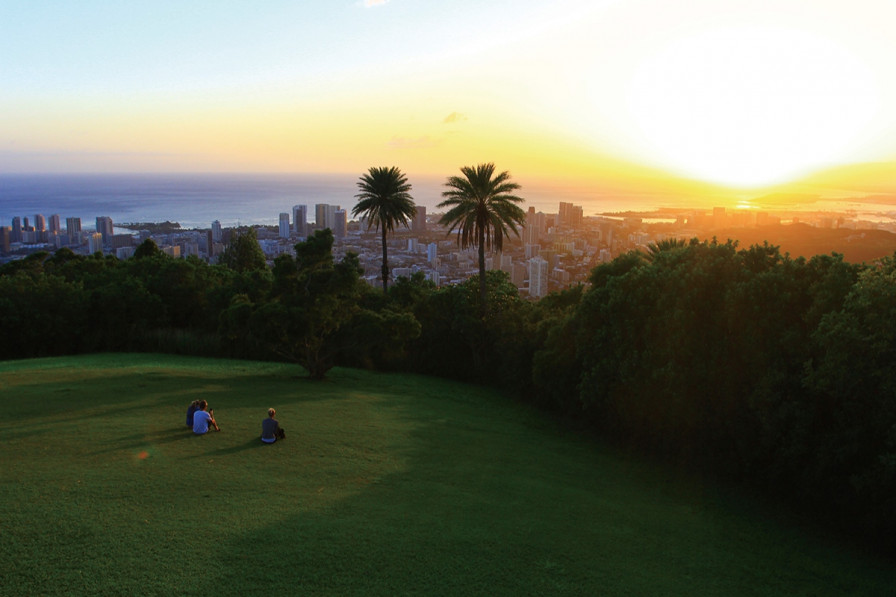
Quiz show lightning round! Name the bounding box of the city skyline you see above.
[2,1,895,205]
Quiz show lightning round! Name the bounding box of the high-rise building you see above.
[48,214,61,233]
[279,213,291,239]
[33,214,46,232]
[524,207,547,244]
[525,244,541,260]
[427,242,438,264]
[713,206,727,228]
[211,220,223,243]
[11,217,22,243]
[558,202,583,228]
[315,204,327,229]
[87,232,104,254]
[333,210,347,240]
[66,217,82,244]
[96,216,113,244]
[315,204,339,230]
[413,206,427,232]
[528,256,549,298]
[292,204,307,237]
[500,254,513,274]
[0,227,10,253]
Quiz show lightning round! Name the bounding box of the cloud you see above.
[443,112,468,124]
[363,0,390,7]
[387,136,439,149]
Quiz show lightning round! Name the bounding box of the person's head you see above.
[268,408,276,418]
[191,400,200,407]
[199,400,208,411]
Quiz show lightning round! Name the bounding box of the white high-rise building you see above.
[279,213,290,239]
[48,214,61,233]
[427,242,438,264]
[528,256,548,298]
[211,220,223,243]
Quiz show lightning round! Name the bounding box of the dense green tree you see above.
[219,227,266,272]
[352,166,417,293]
[133,238,164,259]
[804,254,896,539]
[258,229,366,379]
[388,271,437,310]
[0,271,87,358]
[438,163,526,314]
[405,269,530,387]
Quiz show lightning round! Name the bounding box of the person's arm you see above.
[209,409,220,431]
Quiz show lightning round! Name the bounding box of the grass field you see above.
[1,354,893,596]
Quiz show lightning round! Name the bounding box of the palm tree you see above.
[352,166,417,293]
[644,238,688,262]
[438,163,526,313]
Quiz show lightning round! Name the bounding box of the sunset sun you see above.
[625,26,881,189]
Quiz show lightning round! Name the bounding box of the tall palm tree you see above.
[352,166,416,293]
[438,163,526,313]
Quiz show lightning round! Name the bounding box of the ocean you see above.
[2,172,895,230]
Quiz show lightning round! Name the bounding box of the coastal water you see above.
[2,172,895,230]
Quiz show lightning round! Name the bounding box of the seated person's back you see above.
[261,408,284,443]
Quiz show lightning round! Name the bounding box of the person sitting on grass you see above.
[186,399,200,428]
[193,400,220,434]
[261,408,285,444]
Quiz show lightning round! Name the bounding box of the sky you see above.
[2,0,895,200]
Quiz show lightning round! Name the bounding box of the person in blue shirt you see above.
[193,400,220,434]
[261,408,285,443]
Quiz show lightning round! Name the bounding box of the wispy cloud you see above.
[363,0,390,7]
[387,136,439,149]
[443,112,468,124]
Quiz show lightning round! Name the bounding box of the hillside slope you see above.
[0,354,893,596]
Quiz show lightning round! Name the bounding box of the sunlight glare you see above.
[626,26,880,188]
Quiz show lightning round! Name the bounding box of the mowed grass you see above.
[0,354,893,596]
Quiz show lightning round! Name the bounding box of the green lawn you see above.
[0,354,892,596]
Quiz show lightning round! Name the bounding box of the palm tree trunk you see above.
[478,226,487,317]
[381,228,389,293]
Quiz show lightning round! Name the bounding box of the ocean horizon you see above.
[2,172,895,230]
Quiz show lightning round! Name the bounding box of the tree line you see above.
[2,164,895,553]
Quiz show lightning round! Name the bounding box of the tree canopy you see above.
[438,163,526,314]
[352,166,416,293]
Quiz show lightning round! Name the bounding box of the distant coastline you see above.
[3,172,896,230]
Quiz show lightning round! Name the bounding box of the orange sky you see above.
[2,0,895,206]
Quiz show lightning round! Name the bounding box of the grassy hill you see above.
[1,354,893,596]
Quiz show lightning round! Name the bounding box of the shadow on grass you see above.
[197,436,273,457]
[90,427,195,455]
[202,393,896,597]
